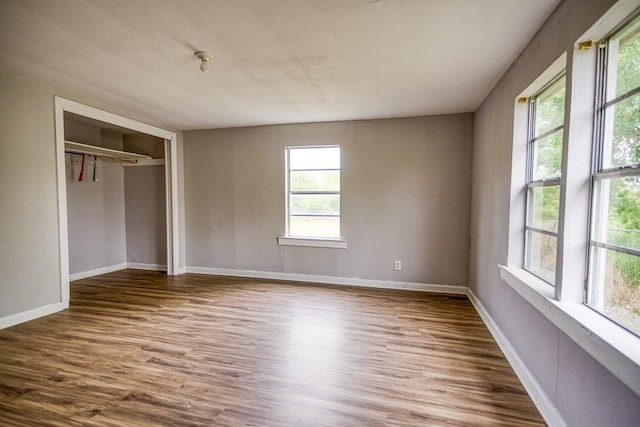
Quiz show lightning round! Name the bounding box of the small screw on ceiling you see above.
[194,51,213,72]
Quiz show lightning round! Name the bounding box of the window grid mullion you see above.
[290,168,340,172]
[526,225,559,238]
[290,191,340,195]
[531,124,564,142]
[291,214,340,218]
[593,167,640,180]
[591,240,640,257]
[527,178,562,188]
[602,84,640,109]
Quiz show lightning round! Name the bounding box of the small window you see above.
[524,74,566,285]
[286,146,340,239]
[588,14,640,336]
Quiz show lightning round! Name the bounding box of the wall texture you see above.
[124,165,167,266]
[65,160,126,274]
[184,115,472,285]
[65,120,127,275]
[123,133,165,158]
[0,72,61,317]
[469,0,640,425]
[123,133,167,267]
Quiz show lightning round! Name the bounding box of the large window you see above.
[286,146,341,239]
[505,5,640,401]
[588,15,640,336]
[525,74,566,285]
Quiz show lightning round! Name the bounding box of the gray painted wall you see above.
[123,134,167,267]
[123,133,165,159]
[0,72,61,317]
[124,165,167,266]
[184,115,472,285]
[66,159,126,274]
[65,121,127,275]
[469,0,640,425]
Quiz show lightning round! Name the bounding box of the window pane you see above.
[525,230,557,285]
[286,146,341,239]
[588,246,640,336]
[535,77,566,135]
[290,170,340,192]
[592,176,640,251]
[602,92,640,168]
[532,130,563,180]
[290,194,340,216]
[289,147,340,170]
[611,17,640,99]
[290,216,340,238]
[527,185,560,232]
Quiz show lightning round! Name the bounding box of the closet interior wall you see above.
[123,133,167,268]
[65,119,126,276]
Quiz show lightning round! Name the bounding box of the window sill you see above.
[499,265,640,397]
[277,236,348,249]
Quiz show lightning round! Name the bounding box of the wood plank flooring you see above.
[0,270,544,426]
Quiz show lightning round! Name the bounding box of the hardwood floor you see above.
[0,270,544,426]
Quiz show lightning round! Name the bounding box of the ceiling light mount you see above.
[194,51,213,72]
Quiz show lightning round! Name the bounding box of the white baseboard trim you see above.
[185,266,467,294]
[466,289,565,427]
[0,302,66,330]
[69,262,127,281]
[127,262,167,271]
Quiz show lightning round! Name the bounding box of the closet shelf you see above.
[122,159,165,167]
[65,141,152,162]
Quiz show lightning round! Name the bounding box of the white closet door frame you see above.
[54,97,181,306]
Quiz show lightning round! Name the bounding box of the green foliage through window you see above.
[589,15,640,335]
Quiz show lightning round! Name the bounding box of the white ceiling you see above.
[0,0,560,131]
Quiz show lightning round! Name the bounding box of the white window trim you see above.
[282,145,346,247]
[505,1,640,400]
[500,265,640,397]
[277,236,347,249]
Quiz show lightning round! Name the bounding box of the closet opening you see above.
[54,97,180,307]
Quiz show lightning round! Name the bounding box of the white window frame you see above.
[524,72,566,285]
[503,3,640,399]
[277,145,347,249]
[587,16,640,323]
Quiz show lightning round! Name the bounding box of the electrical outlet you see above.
[394,260,402,271]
